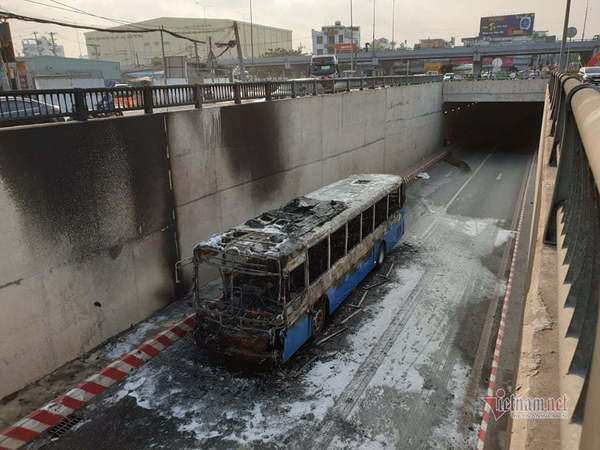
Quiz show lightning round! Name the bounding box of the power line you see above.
[0,9,207,45]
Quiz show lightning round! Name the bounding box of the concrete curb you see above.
[403,150,450,182]
[0,315,196,450]
[476,190,528,449]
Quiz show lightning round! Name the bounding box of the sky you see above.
[1,0,598,57]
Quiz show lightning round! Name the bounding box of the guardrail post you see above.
[73,88,88,121]
[143,86,154,114]
[265,82,272,101]
[192,84,202,110]
[233,83,241,105]
[291,80,296,98]
[312,79,317,96]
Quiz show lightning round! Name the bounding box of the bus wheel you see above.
[376,242,386,267]
[312,299,328,336]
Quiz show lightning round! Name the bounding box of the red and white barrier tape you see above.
[476,200,526,449]
[0,314,196,450]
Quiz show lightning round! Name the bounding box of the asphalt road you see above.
[32,147,532,450]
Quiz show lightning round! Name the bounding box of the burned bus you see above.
[193,174,406,365]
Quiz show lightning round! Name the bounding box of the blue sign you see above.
[480,13,535,38]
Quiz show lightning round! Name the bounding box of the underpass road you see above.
[30,147,533,450]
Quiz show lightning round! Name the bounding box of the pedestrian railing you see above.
[0,74,441,126]
[545,71,600,449]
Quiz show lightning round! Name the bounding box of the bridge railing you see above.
[0,74,441,127]
[545,71,600,448]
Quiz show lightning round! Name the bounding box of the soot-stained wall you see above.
[168,82,444,285]
[0,116,176,399]
[0,81,444,399]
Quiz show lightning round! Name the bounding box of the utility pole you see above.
[33,31,41,55]
[350,0,354,73]
[233,21,246,80]
[371,0,376,57]
[49,32,57,56]
[249,0,254,65]
[160,26,168,84]
[558,0,572,70]
[582,0,590,40]
[391,0,395,50]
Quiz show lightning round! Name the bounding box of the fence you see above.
[545,72,600,449]
[0,75,441,126]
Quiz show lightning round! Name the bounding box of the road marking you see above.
[418,151,495,243]
[496,173,502,180]
[444,151,494,212]
[476,180,528,450]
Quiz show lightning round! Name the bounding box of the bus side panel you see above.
[383,213,405,252]
[327,252,376,313]
[282,314,312,362]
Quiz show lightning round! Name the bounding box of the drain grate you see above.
[46,414,82,439]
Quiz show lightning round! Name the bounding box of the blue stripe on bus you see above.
[282,314,312,362]
[281,214,405,362]
[327,215,405,314]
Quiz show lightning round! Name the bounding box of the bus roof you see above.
[195,174,403,261]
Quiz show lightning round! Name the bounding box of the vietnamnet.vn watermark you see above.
[483,388,569,420]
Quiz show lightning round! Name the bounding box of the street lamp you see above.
[558,0,572,70]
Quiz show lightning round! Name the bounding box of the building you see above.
[21,35,65,57]
[312,21,360,55]
[85,17,292,68]
[18,55,120,89]
[414,38,455,49]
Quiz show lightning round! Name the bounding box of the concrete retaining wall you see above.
[0,82,443,399]
[0,116,176,399]
[443,79,547,103]
[169,83,443,284]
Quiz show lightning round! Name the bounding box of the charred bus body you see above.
[193,174,406,365]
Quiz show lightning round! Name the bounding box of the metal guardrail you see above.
[545,71,600,448]
[0,75,441,126]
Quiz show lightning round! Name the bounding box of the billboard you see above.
[335,43,358,53]
[480,13,535,38]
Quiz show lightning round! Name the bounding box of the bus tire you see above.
[376,242,386,268]
[312,298,328,336]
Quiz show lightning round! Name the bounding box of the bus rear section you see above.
[193,174,406,365]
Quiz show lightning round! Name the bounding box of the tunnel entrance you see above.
[444,102,544,151]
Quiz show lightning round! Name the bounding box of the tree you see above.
[262,46,304,57]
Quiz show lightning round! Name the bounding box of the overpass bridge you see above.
[0,73,597,450]
[230,39,600,76]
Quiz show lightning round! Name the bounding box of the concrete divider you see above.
[0,81,443,399]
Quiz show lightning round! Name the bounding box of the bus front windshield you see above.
[222,271,281,313]
[311,64,337,77]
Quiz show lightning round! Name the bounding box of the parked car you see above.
[0,96,64,126]
[443,73,455,82]
[454,74,465,81]
[578,66,600,84]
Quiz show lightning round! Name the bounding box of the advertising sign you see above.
[335,43,358,53]
[479,13,535,38]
